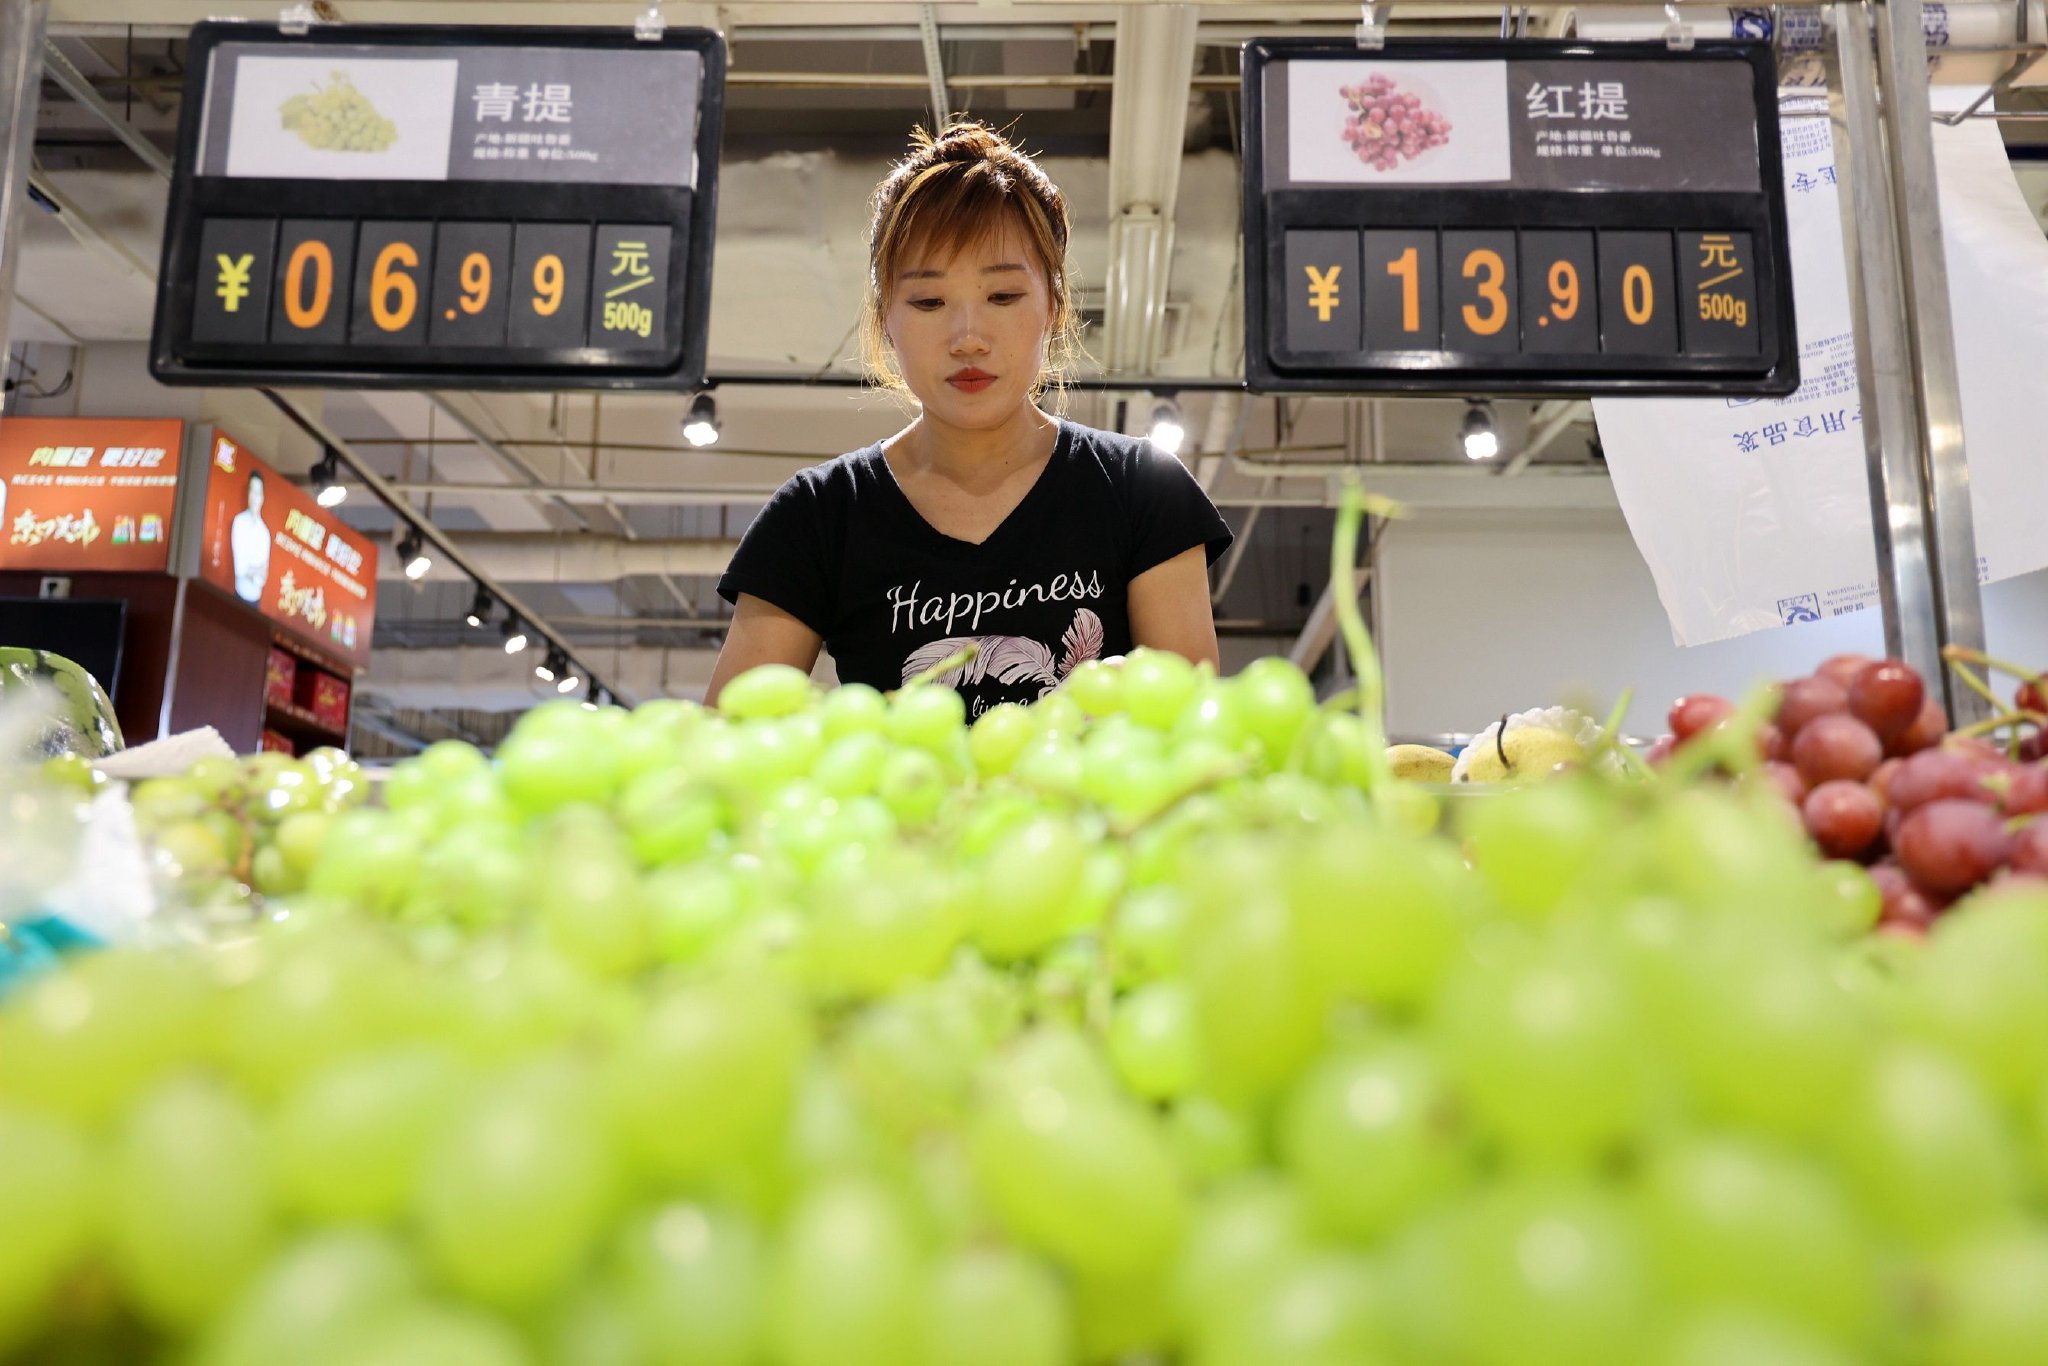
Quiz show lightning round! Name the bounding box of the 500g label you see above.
[1698,292,1748,327]
[603,300,655,338]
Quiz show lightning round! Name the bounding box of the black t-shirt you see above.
[717,419,1234,714]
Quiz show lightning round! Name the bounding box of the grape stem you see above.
[1942,644,2043,685]
[1329,478,1402,815]
[899,642,980,691]
[1590,689,1653,779]
[1945,655,2007,714]
[1658,682,1776,786]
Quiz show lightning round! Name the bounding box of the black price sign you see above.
[1243,39,1796,396]
[150,22,724,392]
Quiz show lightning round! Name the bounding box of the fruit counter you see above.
[4,590,2048,1363]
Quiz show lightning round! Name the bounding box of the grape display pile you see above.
[1656,652,2048,935]
[6,641,2048,1366]
[279,71,398,153]
[1339,75,1453,172]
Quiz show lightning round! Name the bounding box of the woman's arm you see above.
[704,593,825,706]
[1128,545,1222,670]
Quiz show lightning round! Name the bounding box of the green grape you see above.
[1286,826,1472,1010]
[415,1061,614,1307]
[643,863,747,964]
[804,850,960,999]
[1652,1312,1859,1366]
[887,684,968,752]
[612,1202,766,1366]
[1071,1265,1175,1362]
[1433,936,1648,1164]
[1224,657,1315,765]
[1430,1180,1651,1366]
[402,819,526,929]
[496,726,621,816]
[1638,1136,1875,1343]
[1108,885,1189,986]
[1459,781,1611,921]
[321,1302,527,1366]
[270,810,333,880]
[530,817,652,979]
[769,1179,923,1366]
[618,697,706,777]
[1107,982,1199,1100]
[197,1228,421,1366]
[1011,734,1086,800]
[812,732,891,798]
[539,1283,642,1366]
[268,1047,467,1223]
[1188,893,1326,1102]
[969,702,1037,777]
[108,1074,274,1330]
[305,809,424,915]
[968,1062,1185,1280]
[152,817,231,882]
[1831,1045,2021,1247]
[614,770,737,864]
[877,747,948,827]
[1809,861,1881,937]
[0,948,214,1125]
[972,815,1088,962]
[718,663,816,719]
[1061,659,1124,717]
[1923,1227,2048,1366]
[1169,1174,1312,1341]
[1120,648,1202,731]
[223,927,411,1097]
[820,682,889,737]
[607,978,809,1184]
[1163,1095,1259,1187]
[1279,1039,1466,1242]
[1191,1251,1386,1366]
[0,1103,95,1348]
[921,1246,1073,1366]
[1898,900,2048,1105]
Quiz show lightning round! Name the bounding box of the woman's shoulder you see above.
[1057,418,1198,489]
[774,441,889,504]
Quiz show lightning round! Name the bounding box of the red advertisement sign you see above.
[197,431,378,671]
[0,417,185,572]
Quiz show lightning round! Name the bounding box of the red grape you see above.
[1668,694,1734,744]
[1941,735,2005,765]
[1870,758,1903,805]
[1802,780,1886,860]
[2020,730,2046,763]
[1886,749,1995,814]
[1643,735,1676,767]
[1757,723,1786,763]
[2011,819,2048,877]
[1997,764,2048,818]
[1870,862,1939,933]
[1761,761,1810,806]
[2017,676,2047,715]
[1886,696,1948,757]
[1848,661,1924,741]
[1893,799,2014,899]
[1776,676,1850,737]
[1816,653,1876,691]
[1791,714,1884,787]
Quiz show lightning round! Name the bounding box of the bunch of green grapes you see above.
[280,71,398,153]
[4,632,2048,1363]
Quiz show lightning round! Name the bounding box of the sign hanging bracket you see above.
[1356,2,1389,51]
[1663,4,1696,51]
[278,4,318,36]
[635,3,667,41]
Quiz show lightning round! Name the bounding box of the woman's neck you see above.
[895,404,1057,488]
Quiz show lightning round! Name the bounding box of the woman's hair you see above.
[860,121,1084,404]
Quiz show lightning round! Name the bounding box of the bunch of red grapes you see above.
[1655,655,2048,935]
[1340,74,1453,172]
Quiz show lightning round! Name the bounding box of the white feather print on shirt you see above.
[899,606,1105,694]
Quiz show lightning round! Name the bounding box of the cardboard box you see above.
[259,728,295,755]
[264,647,297,709]
[305,671,351,734]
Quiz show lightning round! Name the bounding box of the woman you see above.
[708,122,1233,716]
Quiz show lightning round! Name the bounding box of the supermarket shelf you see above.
[268,630,354,677]
[264,699,347,743]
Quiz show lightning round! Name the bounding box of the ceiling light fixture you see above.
[1460,400,1501,462]
[1146,399,1185,457]
[312,450,347,508]
[502,617,530,655]
[681,392,721,448]
[398,529,432,580]
[464,586,492,629]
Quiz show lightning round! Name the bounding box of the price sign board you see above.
[150,22,724,392]
[1243,39,1796,395]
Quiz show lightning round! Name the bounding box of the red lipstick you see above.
[947,367,995,393]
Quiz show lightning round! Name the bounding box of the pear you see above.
[1459,726,1588,783]
[1386,744,1457,782]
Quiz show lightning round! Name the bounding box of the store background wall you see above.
[1378,509,2048,740]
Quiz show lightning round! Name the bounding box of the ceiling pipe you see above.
[370,533,740,583]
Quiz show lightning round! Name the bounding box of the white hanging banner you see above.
[1592,91,2048,645]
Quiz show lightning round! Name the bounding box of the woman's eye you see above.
[908,298,943,311]
[989,293,1024,305]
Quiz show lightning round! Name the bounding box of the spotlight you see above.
[1460,401,1500,462]
[1146,399,1185,457]
[398,529,432,581]
[557,662,582,694]
[681,392,721,448]
[502,617,530,655]
[464,586,492,629]
[312,451,347,508]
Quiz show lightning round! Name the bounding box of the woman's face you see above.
[882,220,1055,430]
